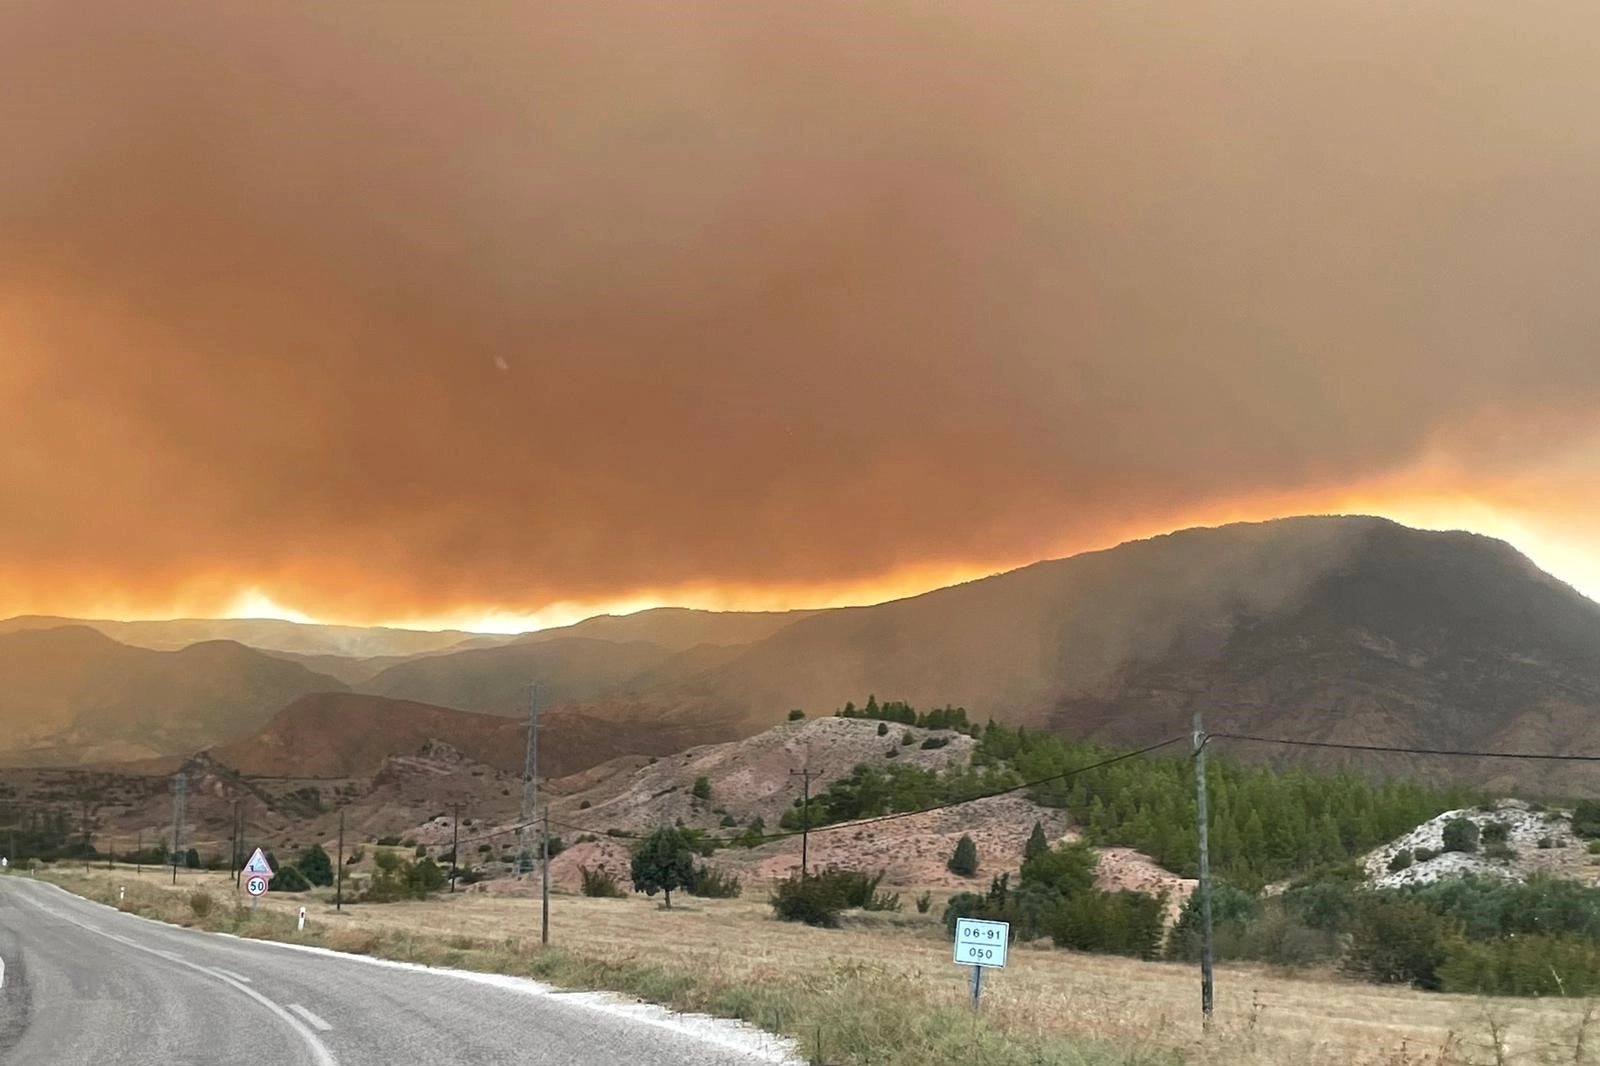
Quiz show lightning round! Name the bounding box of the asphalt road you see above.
[0,876,797,1065]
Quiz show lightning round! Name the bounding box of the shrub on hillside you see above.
[1051,888,1165,959]
[188,890,214,918]
[915,891,932,914]
[1481,821,1510,846]
[1414,846,1438,863]
[920,736,949,750]
[579,865,626,898]
[877,721,889,736]
[1387,849,1413,872]
[1442,817,1480,854]
[1024,821,1049,862]
[298,845,334,887]
[1485,843,1517,862]
[1574,800,1600,839]
[787,709,805,721]
[691,776,712,802]
[1439,934,1600,997]
[359,855,444,902]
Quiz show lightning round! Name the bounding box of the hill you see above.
[0,615,505,657]
[547,517,1600,788]
[0,626,349,766]
[205,692,698,780]
[357,637,692,718]
[514,607,817,652]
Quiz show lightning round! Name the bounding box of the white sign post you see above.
[242,848,274,908]
[953,917,1009,1011]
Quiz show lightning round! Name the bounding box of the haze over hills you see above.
[0,615,505,658]
[0,626,350,766]
[5,516,1599,790]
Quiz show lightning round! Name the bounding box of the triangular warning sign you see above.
[242,847,275,876]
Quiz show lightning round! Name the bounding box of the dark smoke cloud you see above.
[4,1,1600,621]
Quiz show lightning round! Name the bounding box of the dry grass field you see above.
[31,865,1600,1066]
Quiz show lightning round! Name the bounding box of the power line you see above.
[1211,732,1600,762]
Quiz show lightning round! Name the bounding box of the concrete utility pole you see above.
[135,829,143,876]
[1192,706,1216,1030]
[229,799,241,881]
[170,773,187,886]
[789,768,817,879]
[517,684,539,876]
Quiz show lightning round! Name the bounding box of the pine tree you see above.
[1024,821,1049,862]
[298,844,334,887]
[948,834,979,877]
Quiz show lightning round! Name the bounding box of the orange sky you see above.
[3,2,1599,631]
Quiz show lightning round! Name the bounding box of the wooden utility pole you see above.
[135,829,143,876]
[450,803,462,893]
[540,808,550,945]
[336,809,345,912]
[789,768,817,878]
[1192,706,1216,1030]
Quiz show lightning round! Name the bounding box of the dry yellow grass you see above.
[35,865,1600,1066]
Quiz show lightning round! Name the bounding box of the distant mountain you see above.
[0,615,508,658]
[205,691,714,780]
[552,517,1600,789]
[0,627,349,766]
[357,637,687,717]
[515,607,817,652]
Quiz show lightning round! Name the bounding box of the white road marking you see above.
[9,886,338,1066]
[0,952,6,990]
[213,968,252,984]
[288,1004,333,1032]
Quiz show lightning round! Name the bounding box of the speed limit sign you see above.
[246,875,269,897]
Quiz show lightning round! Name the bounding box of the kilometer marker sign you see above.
[953,917,1009,1011]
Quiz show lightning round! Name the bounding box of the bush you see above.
[1442,817,1479,854]
[877,722,889,736]
[1481,821,1510,846]
[1485,842,1517,862]
[691,777,712,802]
[188,891,214,918]
[1387,849,1414,872]
[719,814,738,828]
[1574,800,1600,839]
[920,736,949,750]
[948,835,979,876]
[272,865,312,892]
[915,891,932,914]
[184,848,201,869]
[769,866,896,926]
[1414,847,1438,863]
[787,709,805,721]
[298,845,334,887]
[771,874,845,927]
[901,731,915,746]
[688,864,742,899]
[1166,882,1262,961]
[413,844,427,858]
[1538,836,1554,850]
[376,836,401,847]
[579,865,626,898]
[1342,897,1450,989]
[360,855,445,902]
[1051,888,1165,958]
[1439,934,1600,996]
[579,799,591,810]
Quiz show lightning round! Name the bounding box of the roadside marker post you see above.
[953,917,1009,1011]
[298,906,306,931]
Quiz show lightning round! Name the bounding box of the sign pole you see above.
[970,964,983,1011]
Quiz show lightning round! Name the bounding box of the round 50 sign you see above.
[246,875,269,897]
